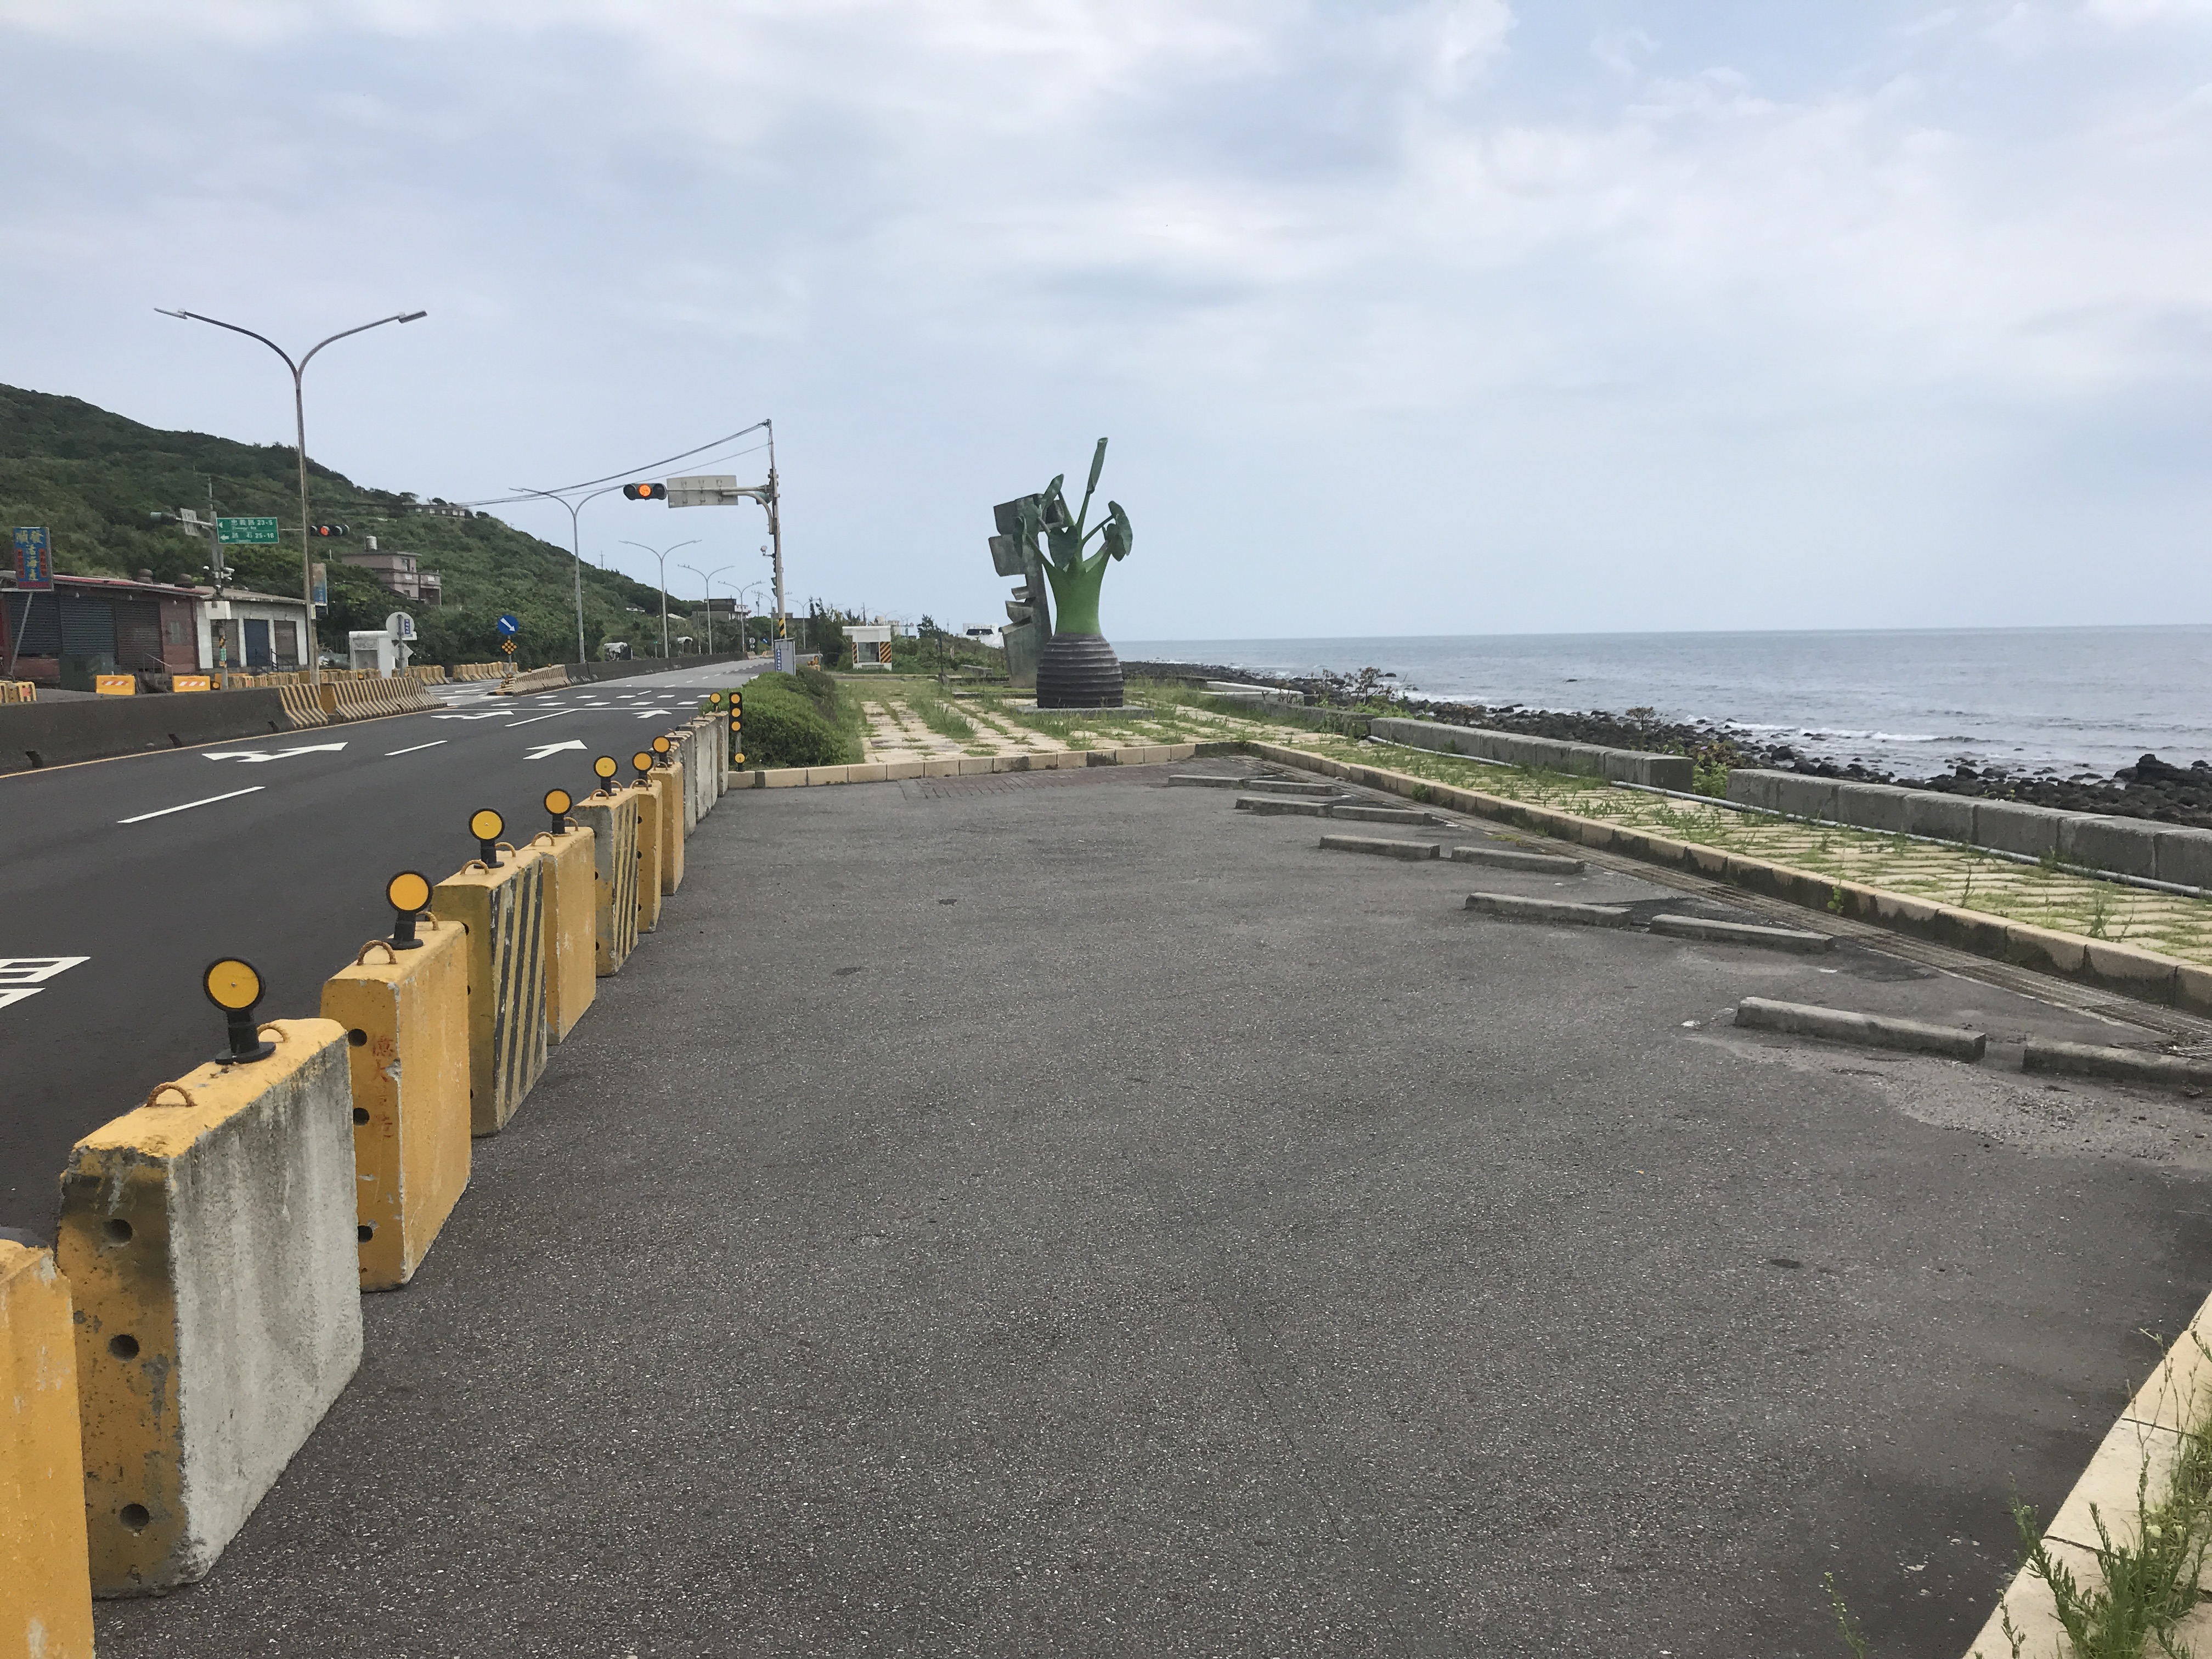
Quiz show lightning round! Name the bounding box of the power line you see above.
[459,422,770,507]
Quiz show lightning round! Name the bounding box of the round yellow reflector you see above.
[386,871,432,913]
[593,755,618,779]
[632,752,652,772]
[544,788,572,816]
[204,958,262,1013]
[652,736,671,754]
[469,808,504,841]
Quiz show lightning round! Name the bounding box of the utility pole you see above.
[766,421,786,646]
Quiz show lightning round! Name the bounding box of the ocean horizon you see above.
[1115,625,2212,780]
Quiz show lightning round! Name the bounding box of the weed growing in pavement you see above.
[907,690,976,742]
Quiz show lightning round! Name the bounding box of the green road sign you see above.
[216,516,281,545]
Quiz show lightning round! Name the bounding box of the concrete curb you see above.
[731,741,1227,789]
[1648,914,1835,954]
[1318,833,1439,861]
[1449,844,1585,874]
[1242,778,1339,798]
[2022,1039,2212,1093]
[1240,740,2212,1022]
[1166,774,1244,788]
[1237,796,1329,816]
[1735,995,1987,1060]
[1325,803,1438,825]
[1464,892,1629,927]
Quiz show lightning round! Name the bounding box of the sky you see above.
[3,0,2210,640]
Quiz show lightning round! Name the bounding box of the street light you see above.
[619,539,699,659]
[510,483,630,665]
[679,563,733,655]
[738,582,771,656]
[156,306,426,687]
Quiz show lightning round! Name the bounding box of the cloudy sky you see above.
[3,1,2209,639]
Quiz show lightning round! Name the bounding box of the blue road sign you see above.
[496,614,521,637]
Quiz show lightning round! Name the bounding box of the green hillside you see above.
[0,382,717,668]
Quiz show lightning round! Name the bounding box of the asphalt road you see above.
[0,662,765,1238]
[91,756,2212,1657]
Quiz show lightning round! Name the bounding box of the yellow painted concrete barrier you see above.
[58,1021,360,1596]
[571,787,642,975]
[636,781,665,933]
[434,852,549,1135]
[655,764,686,895]
[320,923,471,1290]
[1,1241,94,1656]
[529,826,597,1042]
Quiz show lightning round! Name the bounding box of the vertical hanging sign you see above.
[12,527,53,590]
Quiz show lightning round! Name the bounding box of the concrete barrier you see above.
[1168,775,1244,789]
[1647,914,1833,953]
[1326,803,1437,826]
[1318,833,1439,861]
[320,923,471,1290]
[654,765,685,895]
[1238,796,1328,816]
[1244,778,1338,798]
[58,1021,360,1595]
[1369,715,1695,790]
[1,1240,94,1654]
[1449,844,1586,874]
[1734,996,1986,1060]
[2023,1039,2212,1092]
[571,787,644,975]
[278,684,328,729]
[434,853,549,1136]
[529,826,598,1042]
[671,732,701,834]
[1726,768,2212,888]
[498,665,573,696]
[0,687,291,775]
[1464,892,1629,927]
[635,782,666,933]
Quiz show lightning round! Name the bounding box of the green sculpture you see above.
[990,438,1133,708]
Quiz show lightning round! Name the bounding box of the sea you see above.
[1118,627,2212,781]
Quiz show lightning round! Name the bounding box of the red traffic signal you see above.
[309,523,349,537]
[623,482,667,502]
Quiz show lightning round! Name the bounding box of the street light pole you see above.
[620,540,698,659]
[511,483,625,664]
[156,306,426,690]
[738,582,770,656]
[679,563,733,656]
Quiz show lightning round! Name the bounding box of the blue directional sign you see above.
[495,614,521,637]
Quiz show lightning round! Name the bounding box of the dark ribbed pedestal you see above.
[1037,634,1125,709]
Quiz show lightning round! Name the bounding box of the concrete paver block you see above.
[320,922,471,1289]
[58,1021,362,1595]
[1,1240,93,1654]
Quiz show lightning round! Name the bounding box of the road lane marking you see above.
[119,786,266,823]
[505,712,571,728]
[386,740,450,757]
[433,713,505,721]
[0,957,91,1013]
[202,743,348,764]
[526,740,588,760]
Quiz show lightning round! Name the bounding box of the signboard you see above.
[12,527,53,590]
[495,613,521,637]
[500,639,516,655]
[385,611,417,643]
[95,675,134,696]
[217,516,281,545]
[173,675,212,693]
[312,562,328,613]
[667,475,763,509]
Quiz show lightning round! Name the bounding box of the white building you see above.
[196,588,317,674]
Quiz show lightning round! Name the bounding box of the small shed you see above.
[848,624,894,669]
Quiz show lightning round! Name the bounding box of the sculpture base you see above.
[1036,634,1125,709]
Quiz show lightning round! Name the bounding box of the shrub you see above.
[742,674,860,769]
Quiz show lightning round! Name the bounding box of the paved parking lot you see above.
[97,758,2212,1657]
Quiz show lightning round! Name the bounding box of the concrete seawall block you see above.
[2157,830,2212,892]
[321,922,472,1290]
[1723,771,1781,813]
[58,1022,362,1595]
[1367,716,1692,789]
[1,1240,94,1651]
[1767,774,1841,823]
[1901,792,1977,843]
[1833,782,1914,835]
[1972,800,2062,860]
[2061,815,2161,880]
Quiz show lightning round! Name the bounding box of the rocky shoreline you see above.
[1126,658,2212,831]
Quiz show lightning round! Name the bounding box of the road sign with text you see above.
[217,516,280,545]
[12,527,52,590]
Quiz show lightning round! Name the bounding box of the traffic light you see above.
[309,523,349,538]
[622,482,667,502]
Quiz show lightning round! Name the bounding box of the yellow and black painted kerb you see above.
[433,850,549,1136]
[571,782,642,976]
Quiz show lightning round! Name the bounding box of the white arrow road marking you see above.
[633,709,678,718]
[385,740,449,757]
[433,713,505,721]
[201,744,349,764]
[526,740,589,761]
[119,786,266,823]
